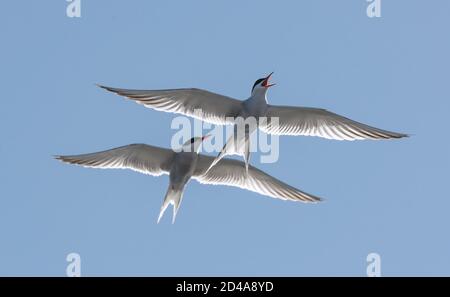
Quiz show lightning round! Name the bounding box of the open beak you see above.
[201,134,211,141]
[262,72,276,88]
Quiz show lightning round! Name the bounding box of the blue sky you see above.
[1,1,449,276]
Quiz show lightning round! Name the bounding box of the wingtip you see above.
[96,84,118,93]
[393,132,409,139]
[54,155,76,165]
[96,83,107,90]
[96,84,124,96]
[392,131,410,139]
[315,196,325,203]
[303,193,325,203]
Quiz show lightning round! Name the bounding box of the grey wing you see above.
[55,144,174,176]
[98,85,242,125]
[193,155,322,203]
[260,105,408,140]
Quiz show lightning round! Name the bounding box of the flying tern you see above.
[97,73,407,170]
[55,136,322,223]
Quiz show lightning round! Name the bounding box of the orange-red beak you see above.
[201,134,211,141]
[262,72,276,88]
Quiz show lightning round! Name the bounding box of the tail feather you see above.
[243,135,250,175]
[206,133,243,174]
[206,148,226,173]
[172,194,183,224]
[157,186,184,224]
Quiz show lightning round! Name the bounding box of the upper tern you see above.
[55,136,322,223]
[98,73,407,170]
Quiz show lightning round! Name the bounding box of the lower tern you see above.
[98,73,407,170]
[55,136,322,223]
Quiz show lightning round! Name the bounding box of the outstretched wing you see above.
[98,85,242,125]
[55,144,174,176]
[193,155,322,203]
[260,105,408,140]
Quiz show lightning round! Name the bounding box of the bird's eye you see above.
[190,138,195,143]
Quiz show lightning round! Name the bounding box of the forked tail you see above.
[157,185,184,224]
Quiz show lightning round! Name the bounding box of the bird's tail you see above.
[157,185,184,224]
[243,135,251,175]
[206,150,226,173]
[206,130,252,174]
[206,133,243,173]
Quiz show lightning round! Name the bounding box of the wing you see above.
[55,144,174,176]
[193,155,322,203]
[260,105,408,140]
[98,85,242,125]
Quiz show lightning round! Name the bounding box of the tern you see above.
[97,73,407,170]
[55,136,322,223]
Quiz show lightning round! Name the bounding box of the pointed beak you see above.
[262,72,275,88]
[201,134,211,141]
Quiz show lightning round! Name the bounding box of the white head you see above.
[251,72,276,97]
[181,135,210,153]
